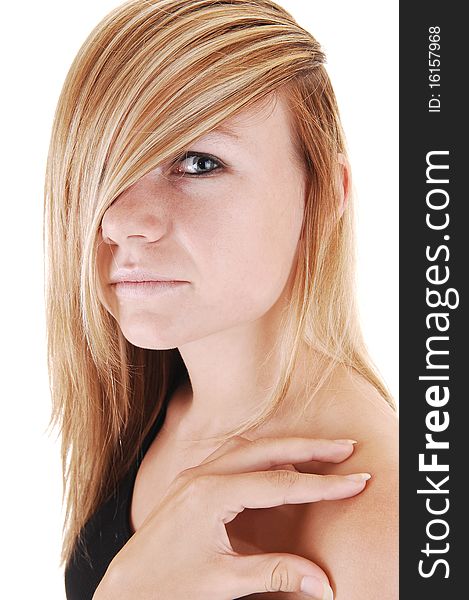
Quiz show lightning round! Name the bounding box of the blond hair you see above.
[44,0,396,568]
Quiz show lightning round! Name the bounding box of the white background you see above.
[0,1,398,597]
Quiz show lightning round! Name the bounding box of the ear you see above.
[337,152,351,217]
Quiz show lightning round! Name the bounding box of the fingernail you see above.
[300,576,334,599]
[323,582,334,600]
[345,472,372,482]
[333,439,358,445]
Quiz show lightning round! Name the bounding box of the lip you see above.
[111,280,190,298]
[109,268,189,284]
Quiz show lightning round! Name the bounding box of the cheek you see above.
[191,182,304,319]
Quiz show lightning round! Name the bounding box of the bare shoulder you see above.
[294,366,398,599]
[243,365,399,600]
[309,363,399,465]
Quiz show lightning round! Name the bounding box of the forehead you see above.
[198,91,294,146]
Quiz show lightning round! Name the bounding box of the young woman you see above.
[44,1,398,598]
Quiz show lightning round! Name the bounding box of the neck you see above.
[168,290,315,443]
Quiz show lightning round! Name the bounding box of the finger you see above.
[271,463,298,472]
[227,551,333,600]
[195,436,357,476]
[204,470,371,523]
[198,435,252,466]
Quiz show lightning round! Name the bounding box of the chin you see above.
[124,331,181,350]
[135,341,179,350]
[116,322,178,350]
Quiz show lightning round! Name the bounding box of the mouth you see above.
[112,279,185,283]
[111,280,190,298]
[109,270,189,284]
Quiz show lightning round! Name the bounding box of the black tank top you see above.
[64,397,170,600]
[64,390,243,600]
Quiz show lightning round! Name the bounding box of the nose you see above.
[100,183,170,247]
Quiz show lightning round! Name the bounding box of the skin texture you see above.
[96,91,398,599]
[97,91,310,439]
[229,366,399,600]
[94,437,372,600]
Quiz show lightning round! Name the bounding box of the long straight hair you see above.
[44,0,396,568]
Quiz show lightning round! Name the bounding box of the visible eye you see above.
[171,152,224,177]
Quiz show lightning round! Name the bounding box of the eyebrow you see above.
[202,122,241,142]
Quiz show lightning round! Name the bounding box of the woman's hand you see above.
[93,436,369,600]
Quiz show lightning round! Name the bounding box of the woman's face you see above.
[97,92,306,349]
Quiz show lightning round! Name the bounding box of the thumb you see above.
[232,552,333,599]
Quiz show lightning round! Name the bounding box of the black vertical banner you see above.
[400,2,466,597]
